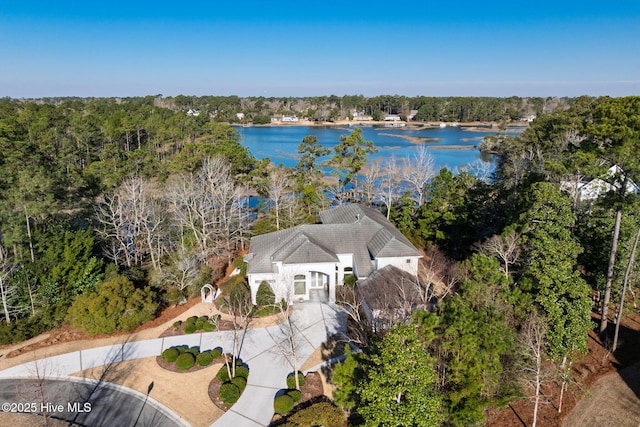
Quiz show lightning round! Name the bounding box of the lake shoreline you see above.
[233,119,528,130]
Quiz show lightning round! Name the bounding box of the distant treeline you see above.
[4,94,586,123]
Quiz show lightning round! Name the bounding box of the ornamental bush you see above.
[185,347,199,356]
[274,394,294,415]
[219,382,241,404]
[231,376,247,392]
[256,281,276,306]
[175,352,196,370]
[287,389,302,403]
[234,365,250,380]
[286,372,305,389]
[183,323,197,334]
[202,321,215,332]
[161,348,180,363]
[172,320,182,328]
[196,351,214,366]
[186,316,198,324]
[65,275,158,335]
[288,402,344,427]
[211,347,222,359]
[216,365,231,382]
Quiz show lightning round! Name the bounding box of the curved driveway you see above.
[0,377,182,426]
[0,302,347,427]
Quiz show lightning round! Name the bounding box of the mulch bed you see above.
[155,355,216,373]
[269,371,326,424]
[208,375,234,412]
[159,319,236,338]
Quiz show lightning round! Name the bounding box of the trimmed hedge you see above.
[288,402,344,427]
[286,372,305,389]
[211,347,222,359]
[274,394,294,415]
[256,281,276,306]
[161,348,180,363]
[234,365,249,380]
[231,376,247,392]
[175,352,196,370]
[216,365,231,382]
[196,351,214,366]
[183,323,197,334]
[219,382,241,404]
[287,389,302,403]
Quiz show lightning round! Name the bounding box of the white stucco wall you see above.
[375,256,420,276]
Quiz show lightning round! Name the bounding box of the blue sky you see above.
[1,1,639,98]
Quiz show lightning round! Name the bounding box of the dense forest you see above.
[7,94,572,124]
[0,95,639,426]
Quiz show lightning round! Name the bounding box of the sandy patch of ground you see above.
[0,413,72,427]
[70,357,225,427]
[563,361,640,427]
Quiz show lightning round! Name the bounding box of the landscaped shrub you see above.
[219,382,241,404]
[274,394,294,415]
[184,323,197,334]
[175,352,196,370]
[343,273,357,286]
[286,389,302,403]
[172,320,182,328]
[161,348,180,363]
[186,315,198,324]
[216,365,231,382]
[288,402,344,427]
[234,365,249,380]
[231,376,247,392]
[202,321,215,332]
[286,372,305,389]
[210,347,222,359]
[196,351,214,366]
[65,275,158,335]
[185,347,199,356]
[256,281,275,306]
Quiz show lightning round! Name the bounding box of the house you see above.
[271,115,300,123]
[561,165,640,201]
[357,265,422,332]
[383,114,401,121]
[352,110,373,121]
[245,204,422,305]
[187,109,200,117]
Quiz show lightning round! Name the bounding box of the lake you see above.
[235,124,522,172]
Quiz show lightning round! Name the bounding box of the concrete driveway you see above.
[0,302,347,427]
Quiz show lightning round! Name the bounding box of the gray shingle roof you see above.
[247,204,420,277]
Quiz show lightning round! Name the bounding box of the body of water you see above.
[235,124,521,172]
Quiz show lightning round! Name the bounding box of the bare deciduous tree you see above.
[519,313,550,427]
[0,246,25,324]
[167,157,250,260]
[267,165,294,231]
[376,156,401,220]
[96,176,166,269]
[476,230,521,279]
[401,145,436,207]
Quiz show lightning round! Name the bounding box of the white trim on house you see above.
[246,204,422,305]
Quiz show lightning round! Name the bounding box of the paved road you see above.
[0,378,182,427]
[0,302,347,427]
